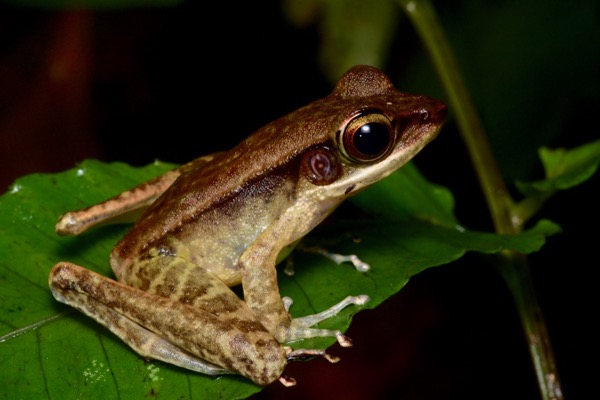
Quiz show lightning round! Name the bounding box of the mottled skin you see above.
[49,65,447,386]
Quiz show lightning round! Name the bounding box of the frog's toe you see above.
[292,294,370,328]
[278,375,297,387]
[286,347,340,364]
[335,332,353,347]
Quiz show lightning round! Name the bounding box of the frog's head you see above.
[297,65,447,200]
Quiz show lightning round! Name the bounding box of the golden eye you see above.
[340,112,394,162]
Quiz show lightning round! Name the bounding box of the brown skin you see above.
[49,65,447,386]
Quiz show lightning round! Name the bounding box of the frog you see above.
[49,65,447,386]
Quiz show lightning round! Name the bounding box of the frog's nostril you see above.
[418,110,431,122]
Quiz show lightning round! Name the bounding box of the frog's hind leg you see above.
[55,169,181,236]
[49,262,231,375]
[49,261,287,386]
[49,262,234,375]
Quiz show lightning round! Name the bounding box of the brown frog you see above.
[49,65,447,386]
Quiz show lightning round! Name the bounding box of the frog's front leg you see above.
[49,257,287,386]
[281,294,369,347]
[238,232,369,347]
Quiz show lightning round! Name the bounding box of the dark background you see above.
[1,1,598,399]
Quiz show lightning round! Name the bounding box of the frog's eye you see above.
[340,112,394,162]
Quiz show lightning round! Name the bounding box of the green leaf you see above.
[516,139,600,196]
[0,160,557,399]
[351,162,458,228]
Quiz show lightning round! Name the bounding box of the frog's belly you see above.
[170,222,257,287]
[168,180,296,287]
[112,174,296,288]
[110,220,258,291]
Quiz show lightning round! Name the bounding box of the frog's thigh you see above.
[49,261,286,386]
[51,265,228,375]
[124,254,250,316]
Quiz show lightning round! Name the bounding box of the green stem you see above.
[397,1,564,399]
[398,0,513,235]
[495,252,563,400]
[513,192,555,231]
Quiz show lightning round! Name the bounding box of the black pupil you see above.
[354,123,391,156]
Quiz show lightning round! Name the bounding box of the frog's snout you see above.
[432,100,448,123]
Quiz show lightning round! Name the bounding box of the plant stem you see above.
[397,0,564,398]
[495,252,564,400]
[399,0,514,235]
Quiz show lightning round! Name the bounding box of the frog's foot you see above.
[281,347,340,386]
[286,347,340,363]
[300,245,371,272]
[280,294,369,347]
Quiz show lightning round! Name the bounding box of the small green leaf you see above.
[516,139,600,196]
[0,160,557,398]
